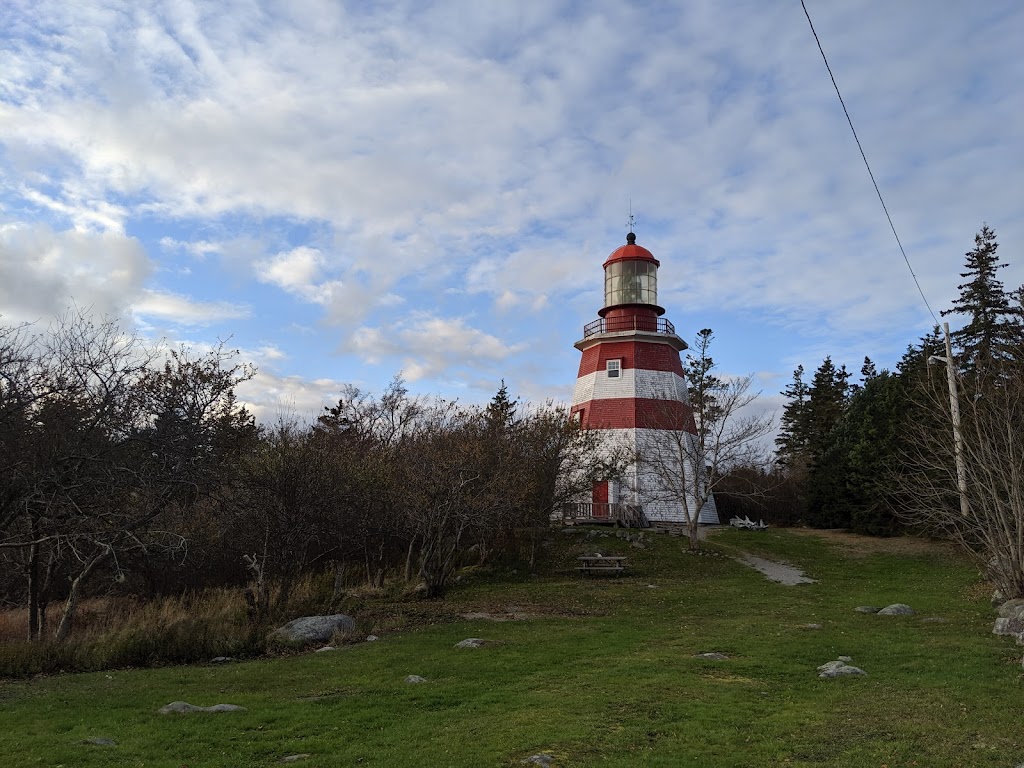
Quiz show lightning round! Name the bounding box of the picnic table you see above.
[577,555,628,577]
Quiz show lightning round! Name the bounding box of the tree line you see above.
[772,224,1024,596]
[0,317,616,642]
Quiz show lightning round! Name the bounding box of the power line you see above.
[800,0,939,326]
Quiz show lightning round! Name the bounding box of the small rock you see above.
[837,656,853,662]
[281,755,312,763]
[158,701,246,714]
[993,617,1024,636]
[819,664,867,678]
[998,599,1024,619]
[83,738,117,747]
[454,638,488,649]
[991,589,1006,607]
[646,584,658,588]
[521,755,554,767]
[210,656,234,664]
[854,606,881,614]
[695,652,729,660]
[817,658,866,678]
[800,623,823,630]
[405,675,427,683]
[366,635,379,641]
[877,604,914,616]
[314,645,336,653]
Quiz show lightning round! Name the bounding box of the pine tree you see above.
[941,224,1021,371]
[775,365,810,471]
[806,356,850,463]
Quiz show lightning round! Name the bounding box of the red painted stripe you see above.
[570,398,696,433]
[576,341,684,377]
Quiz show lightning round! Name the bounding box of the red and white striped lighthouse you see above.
[569,231,719,526]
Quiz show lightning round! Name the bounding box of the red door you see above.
[591,481,609,518]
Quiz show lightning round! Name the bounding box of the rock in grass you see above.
[268,614,355,645]
[817,659,866,678]
[800,623,823,630]
[210,656,235,664]
[521,755,554,766]
[695,652,729,660]
[83,737,117,747]
[993,617,1024,636]
[877,604,914,616]
[454,638,488,649]
[854,606,881,614]
[314,645,336,653]
[405,675,427,683]
[158,701,246,714]
[998,599,1024,619]
[366,635,379,641]
[281,754,312,762]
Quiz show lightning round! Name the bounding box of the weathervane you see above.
[627,198,636,234]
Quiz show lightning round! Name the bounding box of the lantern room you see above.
[598,231,665,334]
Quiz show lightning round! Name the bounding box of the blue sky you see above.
[1,0,1022,425]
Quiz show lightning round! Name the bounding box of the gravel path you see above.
[736,553,816,585]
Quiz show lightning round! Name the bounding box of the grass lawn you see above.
[2,527,1022,767]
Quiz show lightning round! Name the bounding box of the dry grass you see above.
[772,527,958,558]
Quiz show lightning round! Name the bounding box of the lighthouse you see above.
[568,231,719,527]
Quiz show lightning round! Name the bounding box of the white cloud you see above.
[347,313,526,381]
[0,222,151,322]
[255,246,342,305]
[132,289,250,326]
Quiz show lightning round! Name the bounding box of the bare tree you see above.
[895,362,1024,598]
[638,330,773,550]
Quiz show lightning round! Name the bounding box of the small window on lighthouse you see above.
[606,359,621,378]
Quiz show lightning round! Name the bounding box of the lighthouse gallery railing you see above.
[582,316,676,338]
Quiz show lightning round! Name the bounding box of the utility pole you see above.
[929,322,970,517]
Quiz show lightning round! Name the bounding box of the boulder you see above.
[854,606,881,614]
[158,701,246,714]
[998,599,1024,619]
[993,617,1024,636]
[877,604,914,616]
[454,638,488,649]
[817,659,866,678]
[268,614,355,645]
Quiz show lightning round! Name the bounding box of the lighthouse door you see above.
[591,481,609,518]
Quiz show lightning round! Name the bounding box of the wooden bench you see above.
[577,555,628,577]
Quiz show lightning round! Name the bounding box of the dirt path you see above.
[735,553,816,585]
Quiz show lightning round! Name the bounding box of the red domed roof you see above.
[603,232,660,267]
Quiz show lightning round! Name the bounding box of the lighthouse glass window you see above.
[606,359,621,378]
[605,261,657,306]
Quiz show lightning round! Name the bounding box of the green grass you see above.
[2,528,1023,767]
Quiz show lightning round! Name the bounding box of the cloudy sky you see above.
[1,0,1022,423]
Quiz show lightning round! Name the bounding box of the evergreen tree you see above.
[806,356,850,463]
[941,224,1021,370]
[806,372,907,534]
[775,365,810,471]
[860,356,877,384]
